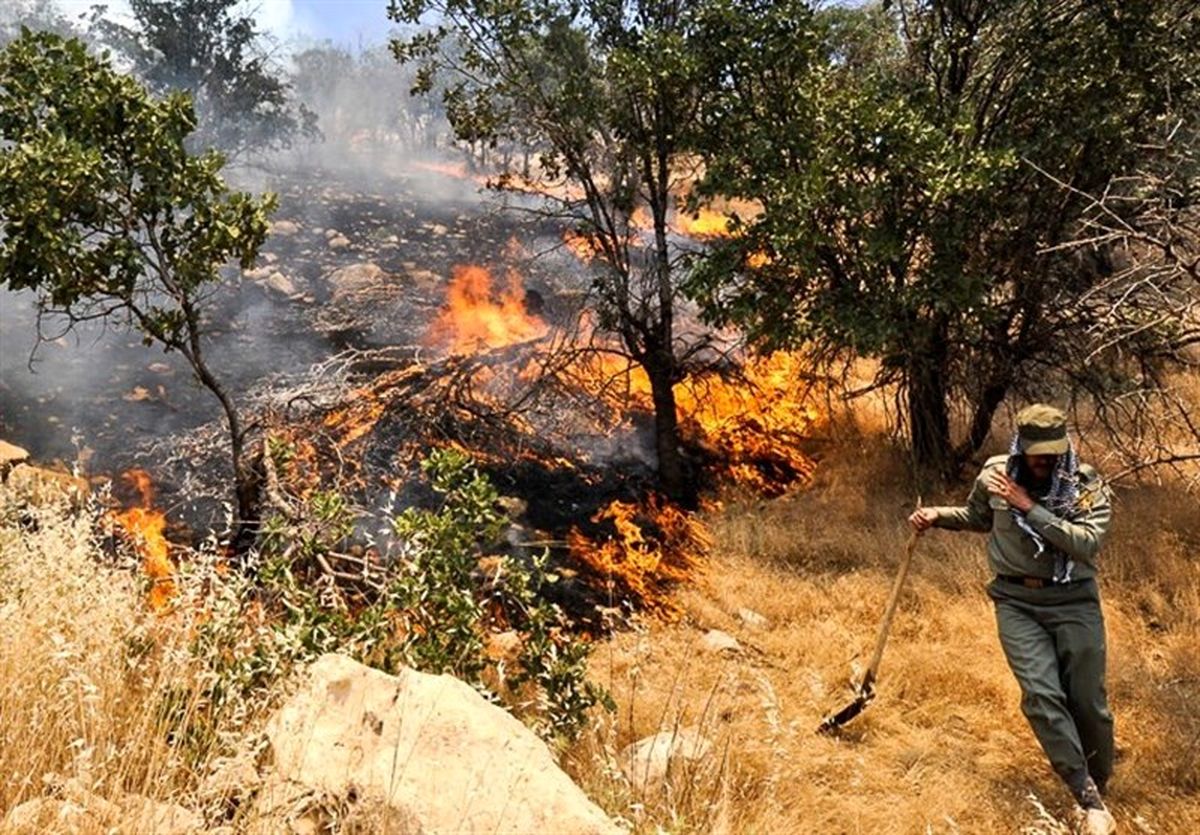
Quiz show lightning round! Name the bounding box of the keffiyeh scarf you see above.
[1006,431,1081,583]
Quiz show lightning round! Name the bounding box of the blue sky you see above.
[289,0,397,47]
[48,0,398,50]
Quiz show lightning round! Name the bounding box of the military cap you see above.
[1016,404,1070,455]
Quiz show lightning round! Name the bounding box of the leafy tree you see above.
[688,0,1200,478]
[0,30,275,542]
[88,0,316,158]
[389,0,738,502]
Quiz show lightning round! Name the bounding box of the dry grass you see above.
[2,428,1197,834]
[0,489,255,829]
[570,435,1200,834]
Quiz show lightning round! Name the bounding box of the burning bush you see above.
[188,446,609,747]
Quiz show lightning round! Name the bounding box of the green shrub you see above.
[186,446,609,751]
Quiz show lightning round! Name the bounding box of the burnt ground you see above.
[0,158,593,514]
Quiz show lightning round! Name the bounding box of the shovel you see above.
[817,531,920,734]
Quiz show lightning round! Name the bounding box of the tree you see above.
[0,30,275,543]
[388,0,742,502]
[88,0,316,159]
[688,0,1200,479]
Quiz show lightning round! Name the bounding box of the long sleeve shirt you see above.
[928,455,1112,581]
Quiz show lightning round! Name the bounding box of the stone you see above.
[263,271,298,297]
[325,263,385,301]
[6,463,89,506]
[0,440,29,479]
[736,608,770,631]
[619,728,713,788]
[407,268,441,291]
[263,653,621,835]
[328,234,351,250]
[271,219,300,235]
[699,629,742,654]
[1,780,201,835]
[0,798,94,833]
[199,750,263,807]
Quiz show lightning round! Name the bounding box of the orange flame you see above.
[675,207,734,239]
[425,265,549,354]
[563,230,604,263]
[568,494,711,619]
[109,469,175,611]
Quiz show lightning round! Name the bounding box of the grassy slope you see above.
[574,440,1200,834]
[1,438,1196,834]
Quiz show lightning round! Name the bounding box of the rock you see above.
[1,780,201,835]
[243,265,273,280]
[271,219,300,235]
[698,629,742,654]
[619,728,713,787]
[325,262,385,301]
[263,271,298,297]
[0,440,29,478]
[200,749,263,806]
[407,268,441,291]
[0,798,94,833]
[263,653,620,835]
[736,608,770,631]
[6,463,89,506]
[328,234,351,250]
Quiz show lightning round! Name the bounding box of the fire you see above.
[108,469,175,610]
[568,494,711,619]
[674,352,821,495]
[746,250,772,269]
[425,265,549,354]
[675,207,734,239]
[563,230,604,263]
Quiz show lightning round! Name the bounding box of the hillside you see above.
[2,436,1196,834]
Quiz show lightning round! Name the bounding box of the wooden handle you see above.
[862,532,920,687]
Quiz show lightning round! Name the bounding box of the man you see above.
[909,405,1117,835]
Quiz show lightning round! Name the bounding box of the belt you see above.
[996,574,1057,589]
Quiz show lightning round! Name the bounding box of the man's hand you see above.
[986,471,1035,512]
[908,508,938,534]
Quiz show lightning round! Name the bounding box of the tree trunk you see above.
[645,357,691,505]
[906,324,954,483]
[954,375,1011,468]
[179,319,259,556]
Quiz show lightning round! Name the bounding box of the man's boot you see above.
[1069,770,1116,835]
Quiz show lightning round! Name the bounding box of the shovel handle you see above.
[861,532,920,687]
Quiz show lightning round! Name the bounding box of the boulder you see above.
[698,629,742,654]
[327,234,351,250]
[619,728,713,788]
[736,607,770,631]
[271,219,300,236]
[0,440,29,478]
[263,271,299,297]
[325,262,385,302]
[6,463,89,506]
[0,778,202,835]
[263,653,620,835]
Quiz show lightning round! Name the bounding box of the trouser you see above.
[987,577,1115,794]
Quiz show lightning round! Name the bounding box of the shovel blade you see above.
[816,680,876,734]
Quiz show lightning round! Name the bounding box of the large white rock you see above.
[264,654,621,835]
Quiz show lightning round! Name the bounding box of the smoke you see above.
[0,1,592,524]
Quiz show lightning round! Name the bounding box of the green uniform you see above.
[929,455,1115,793]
